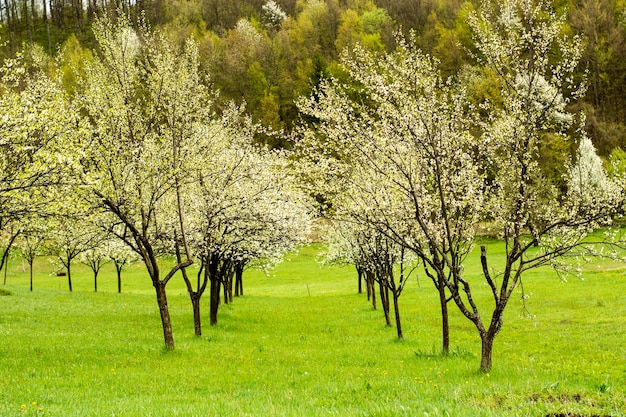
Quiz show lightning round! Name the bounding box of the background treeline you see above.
[1,0,625,153]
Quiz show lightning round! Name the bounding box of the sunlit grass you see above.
[0,244,624,416]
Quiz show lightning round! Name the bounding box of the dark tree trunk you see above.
[379,279,391,327]
[1,256,7,285]
[191,295,202,336]
[115,263,123,293]
[223,269,233,304]
[223,275,229,304]
[392,289,403,339]
[368,271,376,310]
[93,271,98,292]
[1,229,19,282]
[29,261,33,291]
[155,281,174,349]
[480,332,494,372]
[356,265,363,294]
[438,275,449,354]
[210,277,220,326]
[3,0,15,53]
[43,0,52,54]
[234,263,244,297]
[183,265,208,336]
[67,264,72,292]
[23,0,32,43]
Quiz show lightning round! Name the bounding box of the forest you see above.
[1,0,626,155]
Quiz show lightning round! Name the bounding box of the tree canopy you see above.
[2,0,626,155]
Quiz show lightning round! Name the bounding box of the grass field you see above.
[0,243,625,416]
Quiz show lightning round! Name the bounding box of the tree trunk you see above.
[224,270,234,304]
[29,261,33,292]
[234,263,244,297]
[116,264,122,293]
[366,271,376,309]
[480,332,494,372]
[1,229,19,281]
[392,289,403,339]
[155,281,175,349]
[67,264,72,292]
[379,279,391,327]
[222,282,228,304]
[43,0,52,54]
[93,271,98,292]
[210,278,220,326]
[438,275,449,354]
[191,295,202,336]
[4,0,15,53]
[356,266,363,294]
[24,0,32,43]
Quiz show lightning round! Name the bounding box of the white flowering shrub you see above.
[262,0,287,30]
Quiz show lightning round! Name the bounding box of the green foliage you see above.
[1,0,626,153]
[54,34,93,96]
[335,2,393,54]
[607,146,626,177]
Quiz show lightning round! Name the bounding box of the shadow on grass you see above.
[414,345,475,359]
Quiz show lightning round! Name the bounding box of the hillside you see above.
[1,0,625,153]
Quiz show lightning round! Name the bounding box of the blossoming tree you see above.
[182,120,312,332]
[299,0,624,371]
[0,49,82,276]
[76,15,210,349]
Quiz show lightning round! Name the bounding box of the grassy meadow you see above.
[0,242,625,416]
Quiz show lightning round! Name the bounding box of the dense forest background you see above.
[1,0,625,154]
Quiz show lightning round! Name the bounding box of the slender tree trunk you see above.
[116,264,123,293]
[191,295,202,336]
[93,271,98,292]
[1,230,19,281]
[480,332,494,372]
[210,278,220,326]
[368,272,376,310]
[392,289,403,339]
[25,0,32,43]
[223,269,234,303]
[234,263,244,297]
[357,266,363,294]
[438,275,449,354]
[223,274,230,305]
[154,281,175,349]
[29,261,33,291]
[379,279,391,326]
[4,0,15,53]
[45,1,52,54]
[67,264,72,292]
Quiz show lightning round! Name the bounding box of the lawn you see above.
[0,243,624,416]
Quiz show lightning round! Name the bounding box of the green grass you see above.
[0,244,625,416]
